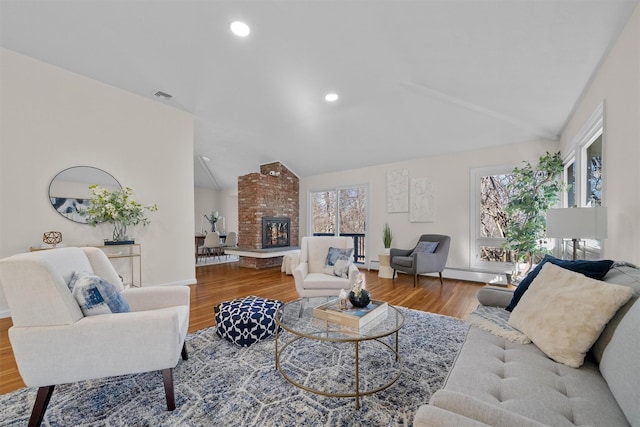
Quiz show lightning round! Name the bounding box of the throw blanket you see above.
[467,305,531,344]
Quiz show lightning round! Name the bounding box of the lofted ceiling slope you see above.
[1,0,638,189]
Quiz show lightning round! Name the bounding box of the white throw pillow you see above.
[508,263,633,368]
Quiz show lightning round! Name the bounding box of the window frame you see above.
[469,164,517,271]
[559,101,605,258]
[308,184,369,264]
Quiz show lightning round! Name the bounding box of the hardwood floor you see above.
[0,263,482,395]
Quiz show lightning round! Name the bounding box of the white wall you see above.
[560,5,640,263]
[300,140,559,271]
[218,187,239,236]
[194,186,238,236]
[0,48,196,315]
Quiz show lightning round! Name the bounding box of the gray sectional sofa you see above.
[414,263,640,427]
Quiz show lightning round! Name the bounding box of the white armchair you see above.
[293,236,359,300]
[0,247,190,426]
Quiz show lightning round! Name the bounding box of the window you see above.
[584,134,603,206]
[559,102,604,258]
[564,159,576,208]
[310,185,368,263]
[470,166,516,270]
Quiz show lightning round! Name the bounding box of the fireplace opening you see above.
[262,216,290,248]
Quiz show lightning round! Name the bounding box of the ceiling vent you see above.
[154,90,173,100]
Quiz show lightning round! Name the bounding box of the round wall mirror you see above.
[49,166,121,223]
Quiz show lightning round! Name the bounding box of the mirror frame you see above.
[49,166,121,224]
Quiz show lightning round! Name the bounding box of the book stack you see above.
[313,299,388,329]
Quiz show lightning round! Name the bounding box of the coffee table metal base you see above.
[275,328,402,409]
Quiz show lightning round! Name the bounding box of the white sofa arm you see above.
[122,285,190,312]
[9,306,188,387]
[477,285,514,308]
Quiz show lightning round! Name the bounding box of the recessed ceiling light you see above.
[325,93,339,102]
[230,21,250,37]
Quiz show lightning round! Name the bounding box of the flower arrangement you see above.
[82,185,157,242]
[349,272,370,308]
[351,272,366,297]
[204,211,219,232]
[204,211,219,224]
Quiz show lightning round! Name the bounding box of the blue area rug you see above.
[0,306,467,426]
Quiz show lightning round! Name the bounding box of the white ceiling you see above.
[1,0,638,190]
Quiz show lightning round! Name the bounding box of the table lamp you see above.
[545,207,607,260]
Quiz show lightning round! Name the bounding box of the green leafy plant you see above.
[204,211,219,226]
[504,151,565,275]
[382,223,392,248]
[82,185,157,241]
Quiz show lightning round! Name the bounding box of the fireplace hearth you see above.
[262,216,290,248]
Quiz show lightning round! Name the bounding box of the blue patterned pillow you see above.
[412,241,439,255]
[69,271,130,316]
[332,257,352,278]
[505,255,614,311]
[325,247,354,266]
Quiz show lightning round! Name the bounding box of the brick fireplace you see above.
[237,162,299,268]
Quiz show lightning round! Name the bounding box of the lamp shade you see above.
[546,207,608,239]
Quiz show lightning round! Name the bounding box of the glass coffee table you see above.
[275,298,405,409]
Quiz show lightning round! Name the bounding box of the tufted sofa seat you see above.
[414,264,640,427]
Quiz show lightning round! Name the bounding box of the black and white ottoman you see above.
[214,296,284,347]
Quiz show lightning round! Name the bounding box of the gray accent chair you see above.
[390,234,450,287]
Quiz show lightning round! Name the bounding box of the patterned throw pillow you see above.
[412,241,439,255]
[68,271,130,316]
[324,247,354,277]
[325,247,354,266]
[332,258,352,278]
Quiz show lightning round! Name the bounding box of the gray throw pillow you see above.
[412,241,438,255]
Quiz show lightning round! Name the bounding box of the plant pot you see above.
[348,289,371,308]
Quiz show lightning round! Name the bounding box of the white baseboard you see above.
[368,263,508,286]
[0,309,10,319]
[437,268,508,286]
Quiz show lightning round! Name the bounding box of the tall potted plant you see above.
[383,223,392,253]
[504,151,564,276]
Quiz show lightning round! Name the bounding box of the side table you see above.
[378,253,394,279]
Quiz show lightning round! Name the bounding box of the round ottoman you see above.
[214,296,284,347]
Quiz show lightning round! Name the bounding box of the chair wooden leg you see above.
[181,342,189,360]
[413,274,417,287]
[29,385,55,427]
[439,272,444,286]
[162,368,176,411]
[298,298,307,317]
[392,269,396,280]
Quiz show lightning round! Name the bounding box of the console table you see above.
[29,244,142,287]
[96,244,141,288]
